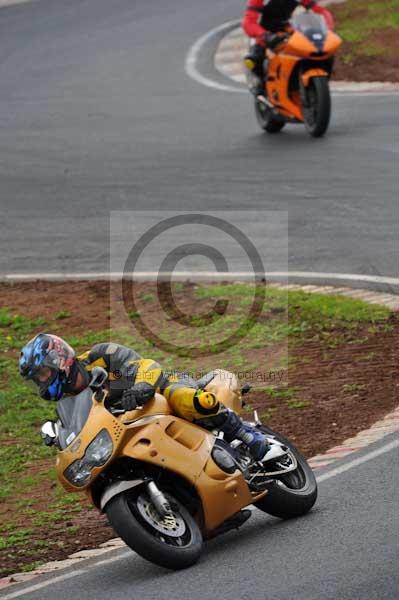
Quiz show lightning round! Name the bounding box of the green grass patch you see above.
[141,293,156,303]
[0,529,34,550]
[336,0,399,40]
[20,561,43,573]
[287,399,310,410]
[333,0,399,61]
[343,383,367,394]
[54,310,71,321]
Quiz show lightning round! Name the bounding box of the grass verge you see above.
[332,0,399,81]
[0,282,394,576]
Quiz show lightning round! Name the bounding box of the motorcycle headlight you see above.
[85,430,113,467]
[64,460,92,487]
[64,429,113,487]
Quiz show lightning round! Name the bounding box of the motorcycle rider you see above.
[242,0,334,95]
[19,333,271,462]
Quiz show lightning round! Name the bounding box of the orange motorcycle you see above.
[42,367,317,570]
[246,11,342,137]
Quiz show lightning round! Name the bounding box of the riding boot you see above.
[219,410,269,461]
[244,42,266,96]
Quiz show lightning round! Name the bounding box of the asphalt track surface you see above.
[0,0,399,284]
[2,433,399,600]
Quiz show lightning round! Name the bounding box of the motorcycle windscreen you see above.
[291,12,328,35]
[56,388,93,449]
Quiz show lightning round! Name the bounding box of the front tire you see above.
[302,76,331,138]
[254,98,285,134]
[254,426,317,519]
[106,488,203,570]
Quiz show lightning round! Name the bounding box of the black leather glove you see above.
[121,388,138,411]
[42,433,56,447]
[121,382,155,411]
[264,31,287,50]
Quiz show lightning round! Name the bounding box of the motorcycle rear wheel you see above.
[254,98,285,133]
[106,488,203,570]
[254,426,317,519]
[302,76,331,138]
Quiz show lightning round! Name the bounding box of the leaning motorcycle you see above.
[42,367,317,570]
[246,11,342,137]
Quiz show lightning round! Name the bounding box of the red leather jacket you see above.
[242,0,334,44]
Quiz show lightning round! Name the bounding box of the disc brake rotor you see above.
[136,494,187,537]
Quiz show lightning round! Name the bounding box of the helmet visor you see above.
[28,367,63,401]
[24,366,58,399]
[31,366,56,387]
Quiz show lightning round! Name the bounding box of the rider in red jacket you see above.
[242,0,334,94]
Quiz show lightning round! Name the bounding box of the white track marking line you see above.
[3,271,399,286]
[0,0,30,7]
[333,91,399,97]
[1,570,87,600]
[185,20,247,93]
[3,438,399,598]
[272,271,399,286]
[316,438,399,483]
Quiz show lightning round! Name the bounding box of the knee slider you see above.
[194,391,220,415]
[244,57,256,71]
[198,392,217,409]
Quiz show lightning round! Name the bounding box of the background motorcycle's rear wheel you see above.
[254,98,285,133]
[302,76,331,138]
[106,488,203,570]
[254,426,317,519]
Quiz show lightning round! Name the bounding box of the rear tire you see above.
[254,98,285,134]
[302,76,331,138]
[254,426,317,519]
[106,488,203,570]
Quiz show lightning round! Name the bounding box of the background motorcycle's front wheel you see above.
[302,76,331,137]
[106,488,203,570]
[254,426,317,519]
[254,98,286,133]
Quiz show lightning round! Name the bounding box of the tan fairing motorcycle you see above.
[42,367,317,570]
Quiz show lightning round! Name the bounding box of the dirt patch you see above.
[0,280,111,335]
[1,281,398,576]
[333,27,399,82]
[251,316,399,457]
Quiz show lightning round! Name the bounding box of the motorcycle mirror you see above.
[41,421,59,446]
[89,367,108,391]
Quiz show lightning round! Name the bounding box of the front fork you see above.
[146,480,173,518]
[299,76,309,108]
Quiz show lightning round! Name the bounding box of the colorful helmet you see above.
[19,333,76,400]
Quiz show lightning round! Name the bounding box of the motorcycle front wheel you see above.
[302,76,331,137]
[106,488,203,570]
[254,426,317,519]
